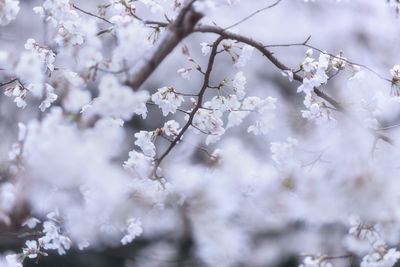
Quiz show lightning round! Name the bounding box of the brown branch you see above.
[193,25,393,145]
[152,37,224,177]
[194,25,343,111]
[127,0,203,90]
[96,27,113,36]
[119,15,393,172]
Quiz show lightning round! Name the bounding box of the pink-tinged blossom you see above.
[24,38,56,72]
[63,89,91,113]
[4,83,27,109]
[163,120,181,136]
[302,57,315,73]
[189,106,225,145]
[391,65,400,79]
[177,68,192,80]
[22,240,38,259]
[151,87,184,116]
[138,0,163,13]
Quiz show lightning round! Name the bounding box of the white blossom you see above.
[200,42,211,56]
[151,87,184,116]
[163,120,181,136]
[6,254,22,267]
[123,150,153,179]
[361,248,400,267]
[22,217,41,229]
[39,84,58,112]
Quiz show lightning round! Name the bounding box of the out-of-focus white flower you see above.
[0,0,19,26]
[6,254,23,267]
[121,218,143,245]
[4,83,27,109]
[78,240,90,250]
[302,57,315,73]
[281,70,294,82]
[22,217,41,229]
[23,240,38,259]
[200,42,211,56]
[232,71,246,99]
[85,75,149,120]
[391,65,400,77]
[235,45,254,68]
[299,256,332,267]
[24,38,56,72]
[39,84,58,112]
[123,150,153,179]
[15,52,44,85]
[361,248,400,267]
[63,89,91,113]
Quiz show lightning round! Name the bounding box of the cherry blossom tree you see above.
[1,0,400,266]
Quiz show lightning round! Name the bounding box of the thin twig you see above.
[72,4,113,25]
[224,0,283,31]
[0,78,18,87]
